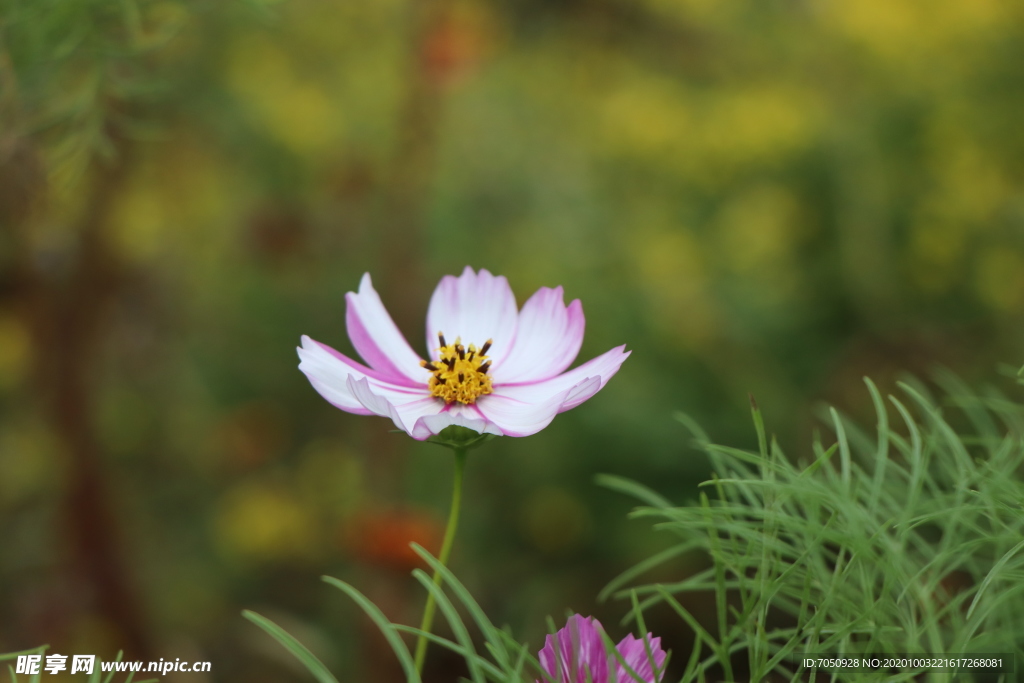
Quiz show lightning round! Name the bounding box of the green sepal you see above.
[426,425,498,451]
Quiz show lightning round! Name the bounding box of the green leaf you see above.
[241,610,338,683]
[409,544,515,671]
[410,568,486,683]
[598,541,700,603]
[321,577,421,683]
[595,474,673,508]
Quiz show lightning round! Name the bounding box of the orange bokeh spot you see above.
[344,508,443,572]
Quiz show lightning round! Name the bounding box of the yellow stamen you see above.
[420,332,494,404]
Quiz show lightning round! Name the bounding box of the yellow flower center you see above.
[420,332,494,405]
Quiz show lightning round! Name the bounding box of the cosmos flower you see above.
[538,614,666,683]
[298,267,629,441]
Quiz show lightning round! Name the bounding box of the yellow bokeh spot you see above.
[601,73,691,157]
[826,0,1006,89]
[227,35,338,156]
[908,218,968,293]
[975,248,1024,312]
[700,87,820,172]
[0,315,30,390]
[929,140,1007,225]
[599,73,819,184]
[631,223,719,349]
[0,423,58,506]
[295,440,364,518]
[637,0,742,27]
[215,480,317,562]
[718,184,804,274]
[110,185,165,263]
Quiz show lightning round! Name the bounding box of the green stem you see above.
[413,447,467,674]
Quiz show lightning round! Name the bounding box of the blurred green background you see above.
[1,0,1023,680]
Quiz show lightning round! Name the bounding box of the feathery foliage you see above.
[603,375,1024,682]
[239,373,1024,682]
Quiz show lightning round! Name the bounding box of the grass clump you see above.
[244,373,1024,682]
[602,375,1024,682]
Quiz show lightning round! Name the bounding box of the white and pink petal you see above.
[344,376,503,441]
[426,267,518,366]
[474,388,568,438]
[409,403,503,441]
[346,273,430,386]
[495,345,630,413]
[492,286,585,384]
[298,335,428,416]
[345,377,440,436]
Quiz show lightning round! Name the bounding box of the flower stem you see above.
[413,446,467,674]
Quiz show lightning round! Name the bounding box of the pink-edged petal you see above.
[345,377,501,441]
[537,615,610,683]
[345,377,440,436]
[474,378,599,437]
[425,267,518,365]
[495,345,630,414]
[346,273,430,387]
[491,286,585,384]
[408,403,503,441]
[615,634,666,683]
[297,335,429,416]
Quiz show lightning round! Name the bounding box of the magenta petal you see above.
[538,615,611,683]
[492,287,585,384]
[615,634,666,683]
[425,267,518,365]
[346,273,429,386]
[495,345,630,414]
[297,335,428,416]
